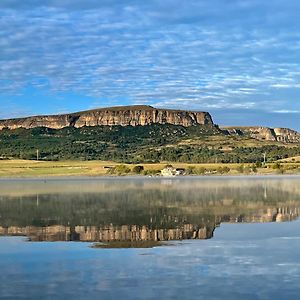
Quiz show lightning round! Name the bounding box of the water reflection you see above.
[0,177,299,243]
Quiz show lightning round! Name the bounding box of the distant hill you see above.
[221,126,300,143]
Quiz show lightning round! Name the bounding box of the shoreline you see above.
[0,159,299,179]
[1,174,300,181]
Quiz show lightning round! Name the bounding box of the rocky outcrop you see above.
[274,128,300,143]
[222,126,300,143]
[0,105,214,130]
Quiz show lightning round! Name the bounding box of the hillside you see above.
[0,124,299,163]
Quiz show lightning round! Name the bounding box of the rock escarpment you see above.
[0,105,214,130]
[1,105,299,143]
[273,128,300,143]
[222,126,300,143]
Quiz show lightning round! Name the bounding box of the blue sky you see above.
[0,0,300,129]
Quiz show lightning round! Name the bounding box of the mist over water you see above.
[1,177,300,299]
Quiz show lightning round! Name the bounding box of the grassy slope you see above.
[279,156,300,163]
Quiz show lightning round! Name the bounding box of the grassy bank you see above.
[0,159,300,178]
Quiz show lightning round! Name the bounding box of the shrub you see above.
[251,165,258,173]
[185,166,196,175]
[107,164,131,175]
[143,169,160,176]
[224,166,230,173]
[272,162,281,170]
[132,165,144,174]
[236,164,244,173]
[115,164,131,174]
[195,167,206,175]
[164,164,173,168]
[255,161,262,168]
[244,166,251,174]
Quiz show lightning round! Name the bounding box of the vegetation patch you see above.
[0,124,299,164]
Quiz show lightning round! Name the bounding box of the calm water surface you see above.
[0,176,300,299]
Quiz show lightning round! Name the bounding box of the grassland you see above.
[0,159,299,178]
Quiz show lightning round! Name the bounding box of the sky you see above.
[0,0,300,129]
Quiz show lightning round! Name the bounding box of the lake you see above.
[0,176,300,299]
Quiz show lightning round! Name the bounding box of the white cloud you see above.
[271,83,300,89]
[273,110,300,114]
[0,1,300,117]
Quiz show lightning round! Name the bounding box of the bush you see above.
[107,164,131,175]
[272,162,281,170]
[132,165,144,174]
[217,166,230,174]
[236,164,244,173]
[244,166,251,174]
[164,164,173,168]
[185,166,196,175]
[195,167,206,175]
[251,165,258,173]
[255,161,262,168]
[143,169,161,176]
[223,166,230,173]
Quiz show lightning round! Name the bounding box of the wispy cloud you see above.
[273,110,300,114]
[0,1,300,128]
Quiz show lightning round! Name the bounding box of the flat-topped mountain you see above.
[0,105,299,145]
[0,105,214,130]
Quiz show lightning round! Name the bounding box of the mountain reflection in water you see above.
[0,177,299,244]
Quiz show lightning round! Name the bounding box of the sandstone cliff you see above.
[0,105,214,130]
[222,126,300,143]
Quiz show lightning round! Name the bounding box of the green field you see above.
[0,159,299,178]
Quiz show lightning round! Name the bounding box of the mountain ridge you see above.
[0,105,299,144]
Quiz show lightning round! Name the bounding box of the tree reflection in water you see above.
[0,177,299,245]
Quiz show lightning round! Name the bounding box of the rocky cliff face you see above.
[222,126,300,143]
[273,128,300,143]
[0,105,214,130]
